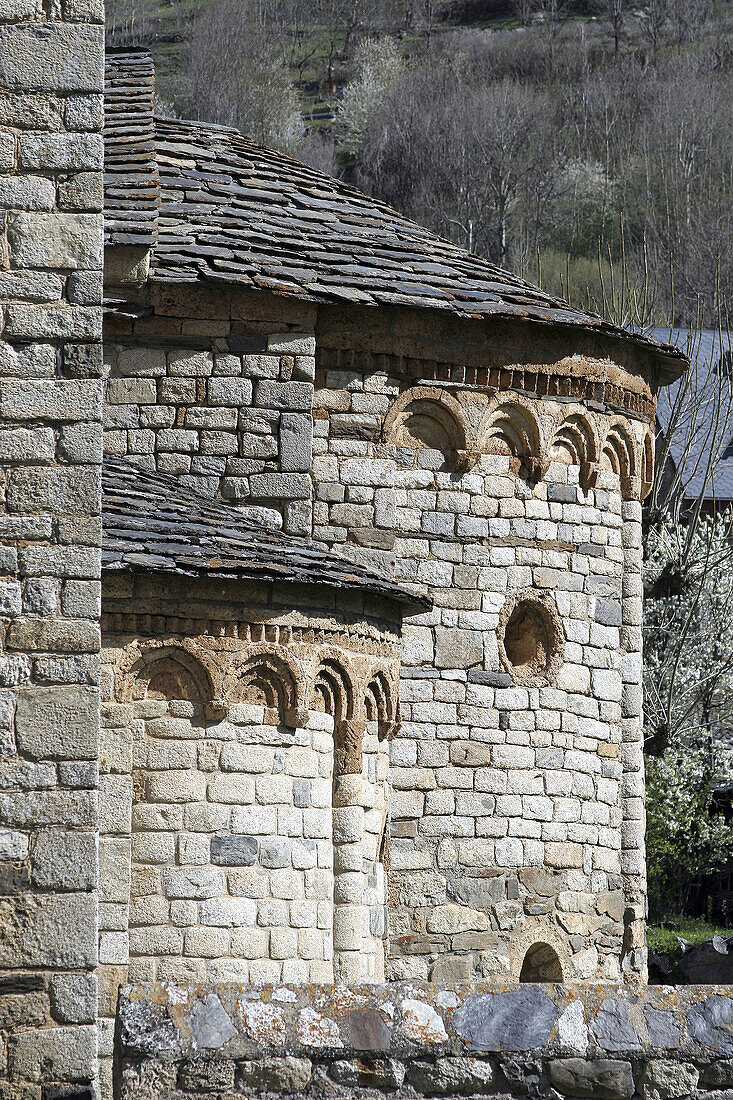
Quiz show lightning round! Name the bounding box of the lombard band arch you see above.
[229,646,300,727]
[364,667,398,741]
[549,409,601,490]
[641,426,655,500]
[383,385,476,472]
[123,644,216,705]
[601,418,639,499]
[480,397,545,484]
[310,654,356,729]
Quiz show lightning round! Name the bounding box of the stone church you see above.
[0,10,693,1098]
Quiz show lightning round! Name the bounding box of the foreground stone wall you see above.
[0,2,104,1095]
[118,981,733,1100]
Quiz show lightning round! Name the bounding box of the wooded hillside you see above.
[108,0,732,324]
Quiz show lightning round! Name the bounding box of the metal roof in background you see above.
[102,50,686,379]
[653,327,733,503]
[102,456,429,611]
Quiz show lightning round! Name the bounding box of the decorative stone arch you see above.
[383,385,476,473]
[364,666,399,741]
[640,426,655,501]
[601,418,639,499]
[549,408,601,490]
[227,645,300,728]
[309,650,357,729]
[498,589,564,686]
[508,919,571,984]
[480,396,546,484]
[119,642,217,706]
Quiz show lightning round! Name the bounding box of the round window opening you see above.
[500,594,562,683]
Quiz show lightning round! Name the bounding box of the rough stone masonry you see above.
[0,1,104,1097]
[1,6,719,1100]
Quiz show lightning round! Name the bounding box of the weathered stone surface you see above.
[8,213,103,270]
[590,1000,642,1053]
[330,1057,405,1088]
[31,829,96,891]
[237,1056,312,1091]
[346,1008,391,1052]
[9,1024,96,1083]
[14,686,99,760]
[188,995,237,1049]
[557,1000,589,1055]
[687,997,733,1056]
[427,903,489,934]
[210,834,258,866]
[701,1060,733,1088]
[0,991,48,1030]
[644,1008,680,1050]
[434,628,483,669]
[119,997,182,1058]
[0,24,103,93]
[0,893,96,968]
[549,1058,634,1099]
[401,999,448,1044]
[453,989,558,1051]
[407,1056,495,1094]
[50,974,97,1025]
[640,1060,699,1100]
[179,1057,235,1091]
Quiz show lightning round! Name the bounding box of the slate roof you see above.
[102,457,428,611]
[654,327,733,503]
[104,49,159,248]
[102,50,686,380]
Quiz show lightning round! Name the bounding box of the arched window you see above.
[519,942,563,983]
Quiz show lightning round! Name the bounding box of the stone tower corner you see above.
[0,0,104,1093]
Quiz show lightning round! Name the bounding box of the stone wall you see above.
[312,307,654,984]
[0,3,104,1096]
[98,571,401,1095]
[102,288,655,986]
[117,981,733,1100]
[103,285,317,536]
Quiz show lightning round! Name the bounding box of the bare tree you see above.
[589,0,632,55]
[106,0,155,45]
[640,0,669,63]
[511,0,536,27]
[319,0,373,88]
[179,0,304,152]
[275,0,323,87]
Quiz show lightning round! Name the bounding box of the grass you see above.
[647,917,733,954]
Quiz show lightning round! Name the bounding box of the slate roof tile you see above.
[103,50,686,380]
[104,49,159,248]
[102,457,428,612]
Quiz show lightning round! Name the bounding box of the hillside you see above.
[107,0,733,324]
